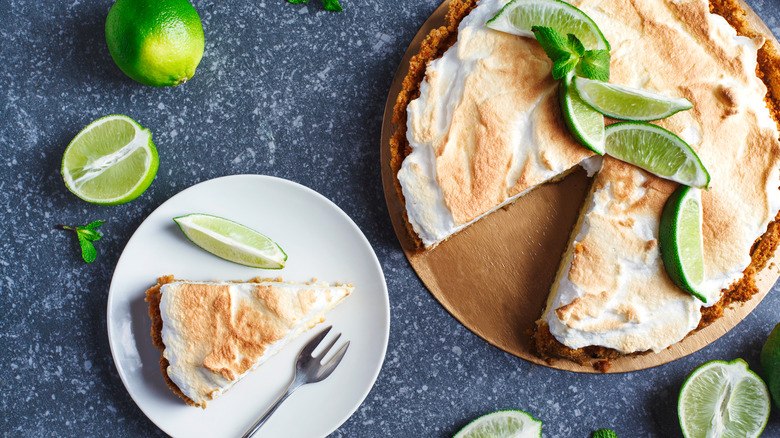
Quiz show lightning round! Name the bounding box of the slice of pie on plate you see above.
[390,0,780,368]
[145,275,352,408]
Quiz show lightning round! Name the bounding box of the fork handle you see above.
[242,382,299,438]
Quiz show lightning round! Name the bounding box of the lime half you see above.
[573,77,693,121]
[659,186,706,302]
[453,410,542,438]
[486,0,610,50]
[678,359,770,438]
[760,321,780,409]
[604,122,710,189]
[173,214,287,269]
[560,73,605,154]
[61,115,158,205]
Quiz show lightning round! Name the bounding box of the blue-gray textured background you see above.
[2,0,780,436]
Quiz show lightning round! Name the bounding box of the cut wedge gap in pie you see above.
[146,275,352,408]
[390,0,780,369]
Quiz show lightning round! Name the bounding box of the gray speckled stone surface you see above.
[2,0,780,436]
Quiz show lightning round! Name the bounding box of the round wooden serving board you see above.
[380,0,780,373]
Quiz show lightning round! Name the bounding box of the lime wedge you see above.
[604,122,710,189]
[560,73,605,154]
[173,214,287,269]
[453,410,542,438]
[486,0,610,50]
[573,77,693,121]
[659,186,706,302]
[678,359,770,438]
[61,115,159,205]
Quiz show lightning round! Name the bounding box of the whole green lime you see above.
[105,0,204,87]
[761,321,780,408]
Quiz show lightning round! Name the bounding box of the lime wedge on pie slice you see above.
[173,213,287,269]
[486,0,610,50]
[560,73,605,154]
[573,76,693,121]
[454,410,542,438]
[604,122,710,189]
[659,186,706,302]
[61,114,159,205]
[678,359,770,438]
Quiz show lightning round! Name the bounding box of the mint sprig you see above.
[531,26,610,81]
[286,0,343,11]
[56,220,105,263]
[592,429,618,438]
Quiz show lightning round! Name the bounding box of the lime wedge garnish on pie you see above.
[659,185,706,302]
[173,213,287,269]
[61,114,159,205]
[678,359,770,438]
[560,73,605,154]
[573,77,693,121]
[604,122,710,189]
[453,410,542,438]
[486,0,610,50]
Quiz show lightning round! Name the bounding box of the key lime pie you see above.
[390,0,780,368]
[146,275,352,407]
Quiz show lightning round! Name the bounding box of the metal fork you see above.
[242,325,350,438]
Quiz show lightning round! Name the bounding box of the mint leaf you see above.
[78,229,102,241]
[323,0,343,11]
[56,220,105,263]
[567,34,585,57]
[83,220,105,230]
[552,57,578,80]
[532,26,580,79]
[578,49,611,81]
[286,0,309,3]
[592,429,618,438]
[532,26,572,63]
[78,235,97,263]
[531,26,611,81]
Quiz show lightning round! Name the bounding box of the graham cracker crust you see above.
[388,0,780,370]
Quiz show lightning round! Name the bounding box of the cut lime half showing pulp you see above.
[61,115,158,205]
[573,77,693,121]
[560,73,605,154]
[678,359,770,438]
[604,122,710,189]
[173,213,287,269]
[486,0,610,50]
[453,410,542,438]
[659,185,706,302]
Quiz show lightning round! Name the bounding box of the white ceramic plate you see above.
[107,175,390,437]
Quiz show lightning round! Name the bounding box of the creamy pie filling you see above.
[158,280,351,407]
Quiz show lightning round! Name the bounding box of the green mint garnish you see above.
[286,0,343,11]
[578,49,611,81]
[322,0,343,11]
[592,429,618,438]
[56,220,105,263]
[531,26,610,80]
